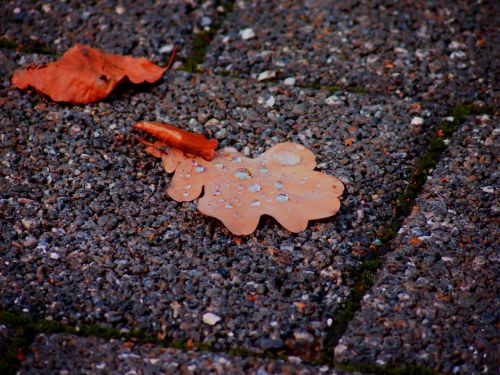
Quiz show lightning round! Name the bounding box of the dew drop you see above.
[185,173,191,178]
[195,166,205,173]
[273,150,301,166]
[248,183,261,193]
[250,199,261,207]
[215,163,224,170]
[183,192,189,198]
[233,168,252,180]
[232,156,242,163]
[275,181,284,190]
[185,184,191,189]
[259,166,269,174]
[226,203,233,209]
[276,193,288,203]
[213,190,221,196]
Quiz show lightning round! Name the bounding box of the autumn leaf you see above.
[12,44,175,104]
[135,123,344,235]
[133,122,217,161]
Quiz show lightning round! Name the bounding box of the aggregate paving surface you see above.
[20,333,360,375]
[1,50,442,354]
[335,116,499,374]
[204,0,499,106]
[0,0,224,63]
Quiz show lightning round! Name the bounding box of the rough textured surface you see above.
[1,51,441,353]
[336,116,499,374]
[20,334,357,375]
[204,0,498,106]
[0,0,223,63]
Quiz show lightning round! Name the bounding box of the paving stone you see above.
[204,0,498,106]
[20,333,360,374]
[335,116,499,374]
[0,0,223,63]
[0,51,443,354]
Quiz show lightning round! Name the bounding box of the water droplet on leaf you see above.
[250,199,261,207]
[248,183,261,193]
[233,168,252,180]
[276,193,288,203]
[272,150,301,166]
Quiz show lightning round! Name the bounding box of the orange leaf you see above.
[133,122,217,161]
[12,45,175,104]
[139,138,344,235]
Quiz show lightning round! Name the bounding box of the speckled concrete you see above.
[204,0,498,106]
[0,0,224,63]
[335,116,499,374]
[1,49,442,355]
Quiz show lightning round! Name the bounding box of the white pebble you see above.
[284,77,296,86]
[50,252,60,260]
[240,28,255,40]
[21,219,36,230]
[325,95,342,106]
[265,96,275,108]
[411,116,424,126]
[203,312,221,325]
[115,6,126,15]
[481,186,494,194]
[159,44,174,54]
[257,70,276,81]
[334,344,348,357]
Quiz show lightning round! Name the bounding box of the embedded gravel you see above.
[204,0,498,106]
[1,51,442,354]
[335,116,499,374]
[20,333,361,375]
[0,0,224,63]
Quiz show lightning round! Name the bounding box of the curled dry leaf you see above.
[133,121,217,161]
[136,124,344,235]
[12,44,175,104]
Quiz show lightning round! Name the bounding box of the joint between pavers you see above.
[177,0,236,74]
[0,37,58,56]
[0,309,443,374]
[0,310,290,370]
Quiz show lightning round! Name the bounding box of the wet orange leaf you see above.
[136,127,344,235]
[12,45,174,104]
